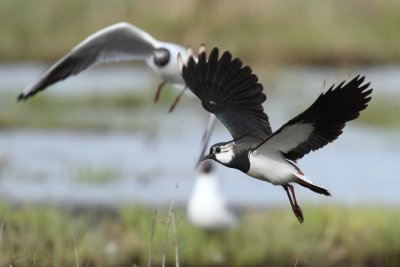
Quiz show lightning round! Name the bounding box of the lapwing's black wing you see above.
[18,22,156,101]
[254,75,372,161]
[181,47,272,142]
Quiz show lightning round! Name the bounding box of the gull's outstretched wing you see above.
[180,47,272,143]
[18,22,157,101]
[254,75,372,161]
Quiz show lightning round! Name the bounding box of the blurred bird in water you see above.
[187,161,237,231]
[180,46,372,223]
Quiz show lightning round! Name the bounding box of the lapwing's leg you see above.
[283,185,295,206]
[287,184,304,223]
[154,80,167,102]
[168,86,187,112]
[282,184,304,223]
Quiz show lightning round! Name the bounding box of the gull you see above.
[18,22,186,106]
[17,22,216,154]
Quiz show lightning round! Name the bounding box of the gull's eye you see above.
[215,147,221,153]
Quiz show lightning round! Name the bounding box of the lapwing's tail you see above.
[293,173,331,196]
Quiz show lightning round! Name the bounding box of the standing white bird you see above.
[179,46,373,223]
[187,161,237,231]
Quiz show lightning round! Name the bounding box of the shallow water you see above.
[0,63,399,208]
[0,120,398,208]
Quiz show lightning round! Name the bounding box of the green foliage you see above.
[0,88,398,130]
[0,89,182,131]
[72,166,121,184]
[2,0,400,64]
[0,204,399,266]
[360,96,400,128]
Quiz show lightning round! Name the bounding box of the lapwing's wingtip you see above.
[353,75,373,96]
[358,74,367,80]
[199,44,206,55]
[186,45,193,59]
[354,74,365,83]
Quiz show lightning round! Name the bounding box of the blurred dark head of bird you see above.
[153,48,170,67]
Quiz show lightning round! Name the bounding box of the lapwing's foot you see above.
[292,205,304,224]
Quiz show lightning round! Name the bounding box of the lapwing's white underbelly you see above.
[247,152,297,185]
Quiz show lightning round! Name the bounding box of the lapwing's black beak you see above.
[196,152,213,168]
[199,154,212,162]
[196,154,212,168]
[195,153,211,169]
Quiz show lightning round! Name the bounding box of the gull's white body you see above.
[187,171,236,230]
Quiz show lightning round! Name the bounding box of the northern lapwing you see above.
[179,46,372,223]
[187,161,237,230]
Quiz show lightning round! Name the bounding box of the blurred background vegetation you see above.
[0,0,400,266]
[2,0,400,65]
[1,204,399,267]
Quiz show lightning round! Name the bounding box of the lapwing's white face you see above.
[209,143,235,165]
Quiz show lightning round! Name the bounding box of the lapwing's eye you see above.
[215,147,221,153]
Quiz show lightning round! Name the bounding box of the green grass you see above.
[72,166,121,184]
[2,0,400,65]
[359,96,400,129]
[0,88,185,131]
[0,204,399,266]
[0,90,398,131]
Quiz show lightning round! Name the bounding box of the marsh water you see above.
[1,63,399,208]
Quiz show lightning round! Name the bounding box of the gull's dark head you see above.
[153,47,170,67]
[200,141,235,166]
